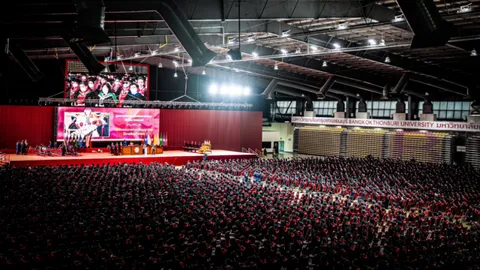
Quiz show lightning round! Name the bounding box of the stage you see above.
[9,150,257,167]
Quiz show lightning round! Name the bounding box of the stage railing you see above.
[242,147,248,153]
[38,98,253,109]
[254,149,262,157]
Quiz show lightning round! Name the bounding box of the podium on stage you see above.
[122,145,163,155]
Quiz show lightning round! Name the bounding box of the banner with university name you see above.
[292,117,480,132]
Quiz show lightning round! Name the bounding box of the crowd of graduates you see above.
[0,157,479,269]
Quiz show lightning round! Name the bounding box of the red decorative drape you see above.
[160,110,262,151]
[0,106,55,151]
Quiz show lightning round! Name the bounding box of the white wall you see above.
[262,122,295,152]
[262,131,280,152]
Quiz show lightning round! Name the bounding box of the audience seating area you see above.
[295,127,455,164]
[0,157,479,268]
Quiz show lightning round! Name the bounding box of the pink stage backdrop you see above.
[57,107,160,141]
[160,110,262,151]
[0,106,55,150]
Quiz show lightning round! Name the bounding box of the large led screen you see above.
[57,107,159,141]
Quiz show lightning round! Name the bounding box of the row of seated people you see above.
[0,159,479,268]
[183,141,202,152]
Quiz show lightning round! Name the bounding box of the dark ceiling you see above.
[2,0,480,101]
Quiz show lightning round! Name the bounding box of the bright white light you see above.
[281,30,291,37]
[226,55,233,61]
[333,43,341,49]
[337,23,348,30]
[232,85,242,96]
[151,50,158,56]
[368,39,377,46]
[221,85,229,95]
[274,64,279,70]
[174,72,178,78]
[281,49,288,55]
[243,87,251,96]
[458,4,472,13]
[384,56,391,63]
[174,47,180,52]
[128,66,133,71]
[252,52,259,58]
[295,48,302,53]
[188,59,192,63]
[322,61,327,67]
[134,52,141,57]
[173,61,178,67]
[311,45,318,52]
[158,63,163,68]
[247,36,255,42]
[228,39,235,44]
[379,39,386,46]
[202,69,206,75]
[471,49,477,57]
[209,83,218,94]
[392,14,405,23]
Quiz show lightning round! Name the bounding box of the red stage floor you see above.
[9,150,257,167]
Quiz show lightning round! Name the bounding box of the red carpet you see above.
[9,150,257,167]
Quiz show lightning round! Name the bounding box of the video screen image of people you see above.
[66,73,148,107]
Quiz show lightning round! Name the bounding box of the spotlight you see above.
[226,55,233,61]
[151,50,158,55]
[379,39,386,46]
[337,23,348,30]
[128,66,133,71]
[221,84,229,95]
[322,60,328,67]
[333,43,341,49]
[247,36,255,42]
[228,38,236,44]
[458,3,472,13]
[274,64,279,70]
[134,52,141,57]
[311,45,318,52]
[392,14,405,23]
[243,87,251,96]
[174,47,180,52]
[188,59,193,63]
[295,47,301,53]
[202,69,206,75]
[471,49,477,57]
[281,29,291,37]
[209,83,218,94]
[174,72,178,78]
[158,63,163,68]
[368,39,377,46]
[252,52,259,58]
[173,60,178,67]
[384,56,391,63]
[232,85,242,96]
[281,49,288,55]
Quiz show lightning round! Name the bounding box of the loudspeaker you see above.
[423,100,434,114]
[395,0,455,49]
[7,43,44,82]
[71,0,110,45]
[157,0,216,66]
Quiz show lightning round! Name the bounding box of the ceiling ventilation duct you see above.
[395,0,455,48]
[6,41,44,82]
[63,33,105,75]
[156,0,216,66]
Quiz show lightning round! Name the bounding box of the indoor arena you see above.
[1,0,480,268]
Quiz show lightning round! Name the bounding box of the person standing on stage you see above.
[23,140,28,155]
[16,141,20,155]
[61,143,66,156]
[152,144,156,155]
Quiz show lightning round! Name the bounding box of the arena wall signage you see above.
[292,117,480,132]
